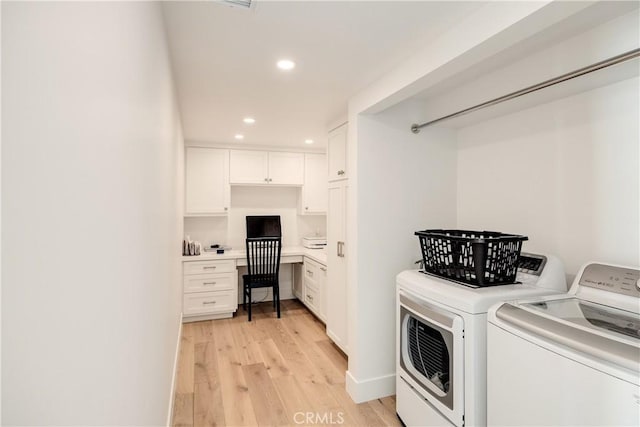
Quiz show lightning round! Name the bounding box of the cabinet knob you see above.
[224,207,228,211]
[264,178,268,182]
[305,206,309,210]
[337,170,345,176]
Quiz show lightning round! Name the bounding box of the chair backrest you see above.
[245,237,282,283]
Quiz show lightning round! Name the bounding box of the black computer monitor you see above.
[246,215,282,238]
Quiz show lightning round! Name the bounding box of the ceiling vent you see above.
[219,0,255,10]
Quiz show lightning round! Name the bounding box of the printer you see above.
[303,236,327,249]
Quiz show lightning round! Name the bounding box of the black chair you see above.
[243,237,282,321]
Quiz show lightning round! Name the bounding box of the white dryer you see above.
[487,262,640,426]
[396,253,567,427]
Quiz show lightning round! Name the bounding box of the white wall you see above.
[346,102,458,402]
[344,1,568,402]
[0,3,3,419]
[2,2,184,425]
[457,77,640,277]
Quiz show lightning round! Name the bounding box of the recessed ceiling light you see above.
[304,139,314,144]
[277,59,295,71]
[234,134,244,140]
[243,117,255,124]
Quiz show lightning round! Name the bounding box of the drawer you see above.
[304,259,321,281]
[183,259,236,275]
[304,275,319,292]
[183,290,236,316]
[183,272,235,293]
[304,286,319,311]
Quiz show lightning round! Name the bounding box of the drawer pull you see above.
[320,267,326,272]
[203,282,217,285]
[307,295,314,302]
[203,266,217,270]
[203,301,217,305]
[306,270,313,276]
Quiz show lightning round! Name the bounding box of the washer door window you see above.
[399,291,464,425]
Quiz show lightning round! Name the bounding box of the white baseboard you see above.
[166,314,183,427]
[345,370,396,403]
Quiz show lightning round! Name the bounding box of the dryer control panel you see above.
[579,263,640,297]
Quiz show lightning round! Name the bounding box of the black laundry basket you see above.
[415,229,528,286]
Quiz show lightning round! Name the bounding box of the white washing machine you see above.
[396,253,567,427]
[487,262,640,426]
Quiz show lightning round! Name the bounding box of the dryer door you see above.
[399,290,465,426]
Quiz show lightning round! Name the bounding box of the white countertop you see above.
[182,245,327,266]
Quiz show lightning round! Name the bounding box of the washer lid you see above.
[495,301,640,373]
[523,298,640,341]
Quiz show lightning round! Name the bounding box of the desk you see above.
[182,245,327,265]
[181,246,326,322]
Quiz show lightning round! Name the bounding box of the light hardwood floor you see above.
[172,299,401,427]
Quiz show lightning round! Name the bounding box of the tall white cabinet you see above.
[326,124,349,354]
[185,147,230,215]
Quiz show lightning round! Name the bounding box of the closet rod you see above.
[410,48,640,134]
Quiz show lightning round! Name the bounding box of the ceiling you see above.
[162,1,485,149]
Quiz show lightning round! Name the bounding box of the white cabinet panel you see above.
[229,150,269,184]
[326,180,348,353]
[301,153,327,214]
[268,152,304,185]
[183,259,237,275]
[183,272,235,293]
[185,147,229,215]
[328,124,347,182]
[318,261,327,321]
[230,150,304,186]
[301,257,327,322]
[182,259,238,321]
[183,290,236,316]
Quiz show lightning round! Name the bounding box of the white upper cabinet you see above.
[229,150,303,185]
[300,153,327,214]
[185,147,230,216]
[328,123,347,181]
[268,152,304,185]
[229,150,269,184]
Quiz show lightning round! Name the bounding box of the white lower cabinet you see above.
[182,259,238,321]
[300,257,327,322]
[183,290,236,316]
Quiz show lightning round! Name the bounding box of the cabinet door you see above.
[328,123,347,182]
[229,150,269,184]
[268,152,304,185]
[326,181,348,353]
[185,147,230,215]
[301,153,327,214]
